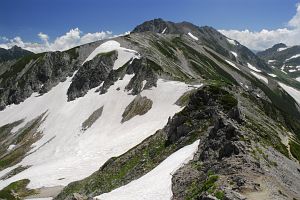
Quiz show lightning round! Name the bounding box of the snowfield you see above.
[225,59,240,71]
[0,72,199,189]
[251,71,268,84]
[247,63,262,72]
[278,82,300,105]
[83,40,140,69]
[188,32,199,41]
[94,140,200,200]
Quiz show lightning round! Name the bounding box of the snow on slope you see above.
[268,73,277,78]
[0,74,198,189]
[227,38,236,45]
[286,54,300,61]
[83,40,140,69]
[94,140,200,200]
[188,32,198,41]
[162,27,167,34]
[230,51,237,58]
[251,71,268,84]
[247,63,262,72]
[296,77,300,82]
[278,83,300,105]
[225,60,240,71]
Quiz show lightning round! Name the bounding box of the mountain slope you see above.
[257,43,300,79]
[0,46,33,63]
[0,19,300,200]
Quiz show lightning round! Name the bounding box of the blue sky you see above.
[1,0,300,51]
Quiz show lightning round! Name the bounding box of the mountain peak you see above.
[272,43,287,49]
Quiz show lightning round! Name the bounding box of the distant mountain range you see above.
[0,45,33,62]
[257,43,300,79]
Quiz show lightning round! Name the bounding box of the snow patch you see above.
[7,144,16,151]
[268,60,276,64]
[296,77,300,82]
[188,32,198,41]
[277,47,288,52]
[227,38,236,45]
[230,51,237,58]
[267,73,277,78]
[251,71,268,84]
[225,60,240,71]
[94,140,200,200]
[83,40,140,70]
[278,83,300,105]
[247,63,262,72]
[286,54,300,61]
[161,27,167,34]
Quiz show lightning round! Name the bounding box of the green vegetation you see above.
[0,165,30,180]
[171,37,238,85]
[0,53,45,82]
[65,46,79,59]
[185,173,221,200]
[0,114,45,170]
[220,94,238,110]
[175,89,197,107]
[121,95,153,123]
[0,179,36,200]
[289,140,300,162]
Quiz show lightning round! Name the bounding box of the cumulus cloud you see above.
[0,28,114,53]
[219,3,300,51]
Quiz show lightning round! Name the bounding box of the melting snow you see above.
[227,38,236,45]
[277,47,288,52]
[0,74,199,189]
[94,140,200,200]
[278,83,300,105]
[225,60,240,71]
[268,60,276,64]
[268,73,277,78]
[286,54,300,61]
[161,27,167,34]
[251,71,268,84]
[188,32,198,41]
[247,63,262,72]
[289,69,297,72]
[230,51,237,58]
[83,40,140,69]
[7,144,16,151]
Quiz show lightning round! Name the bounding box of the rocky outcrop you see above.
[0,50,80,109]
[81,106,104,131]
[121,94,153,123]
[67,51,117,101]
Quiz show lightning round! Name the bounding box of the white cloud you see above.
[0,28,114,53]
[220,3,300,51]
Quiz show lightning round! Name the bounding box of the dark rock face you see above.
[0,46,33,63]
[0,51,80,109]
[121,94,153,123]
[99,58,158,95]
[67,51,117,101]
